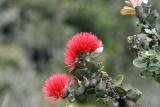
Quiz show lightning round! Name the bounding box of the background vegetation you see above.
[0,0,159,107]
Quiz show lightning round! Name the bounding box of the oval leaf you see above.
[140,69,153,78]
[133,58,147,68]
[115,87,126,96]
[113,74,124,86]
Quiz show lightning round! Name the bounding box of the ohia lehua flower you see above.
[42,73,74,100]
[64,32,103,70]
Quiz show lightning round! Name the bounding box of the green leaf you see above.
[113,74,124,86]
[133,57,147,68]
[140,69,153,78]
[149,59,159,67]
[148,66,159,72]
[144,29,154,34]
[114,87,126,96]
[96,99,105,107]
[141,50,156,57]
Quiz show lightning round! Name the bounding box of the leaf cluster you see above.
[128,4,160,83]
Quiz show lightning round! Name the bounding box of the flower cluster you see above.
[42,32,142,106]
[43,32,103,99]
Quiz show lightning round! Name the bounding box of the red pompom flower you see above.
[65,32,103,70]
[43,73,74,100]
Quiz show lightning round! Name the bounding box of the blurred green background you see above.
[0,0,159,107]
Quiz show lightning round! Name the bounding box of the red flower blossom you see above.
[43,73,74,100]
[65,32,103,70]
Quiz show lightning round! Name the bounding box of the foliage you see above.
[125,1,160,83]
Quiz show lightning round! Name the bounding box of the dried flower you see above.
[64,32,103,70]
[43,73,74,100]
[120,0,148,15]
